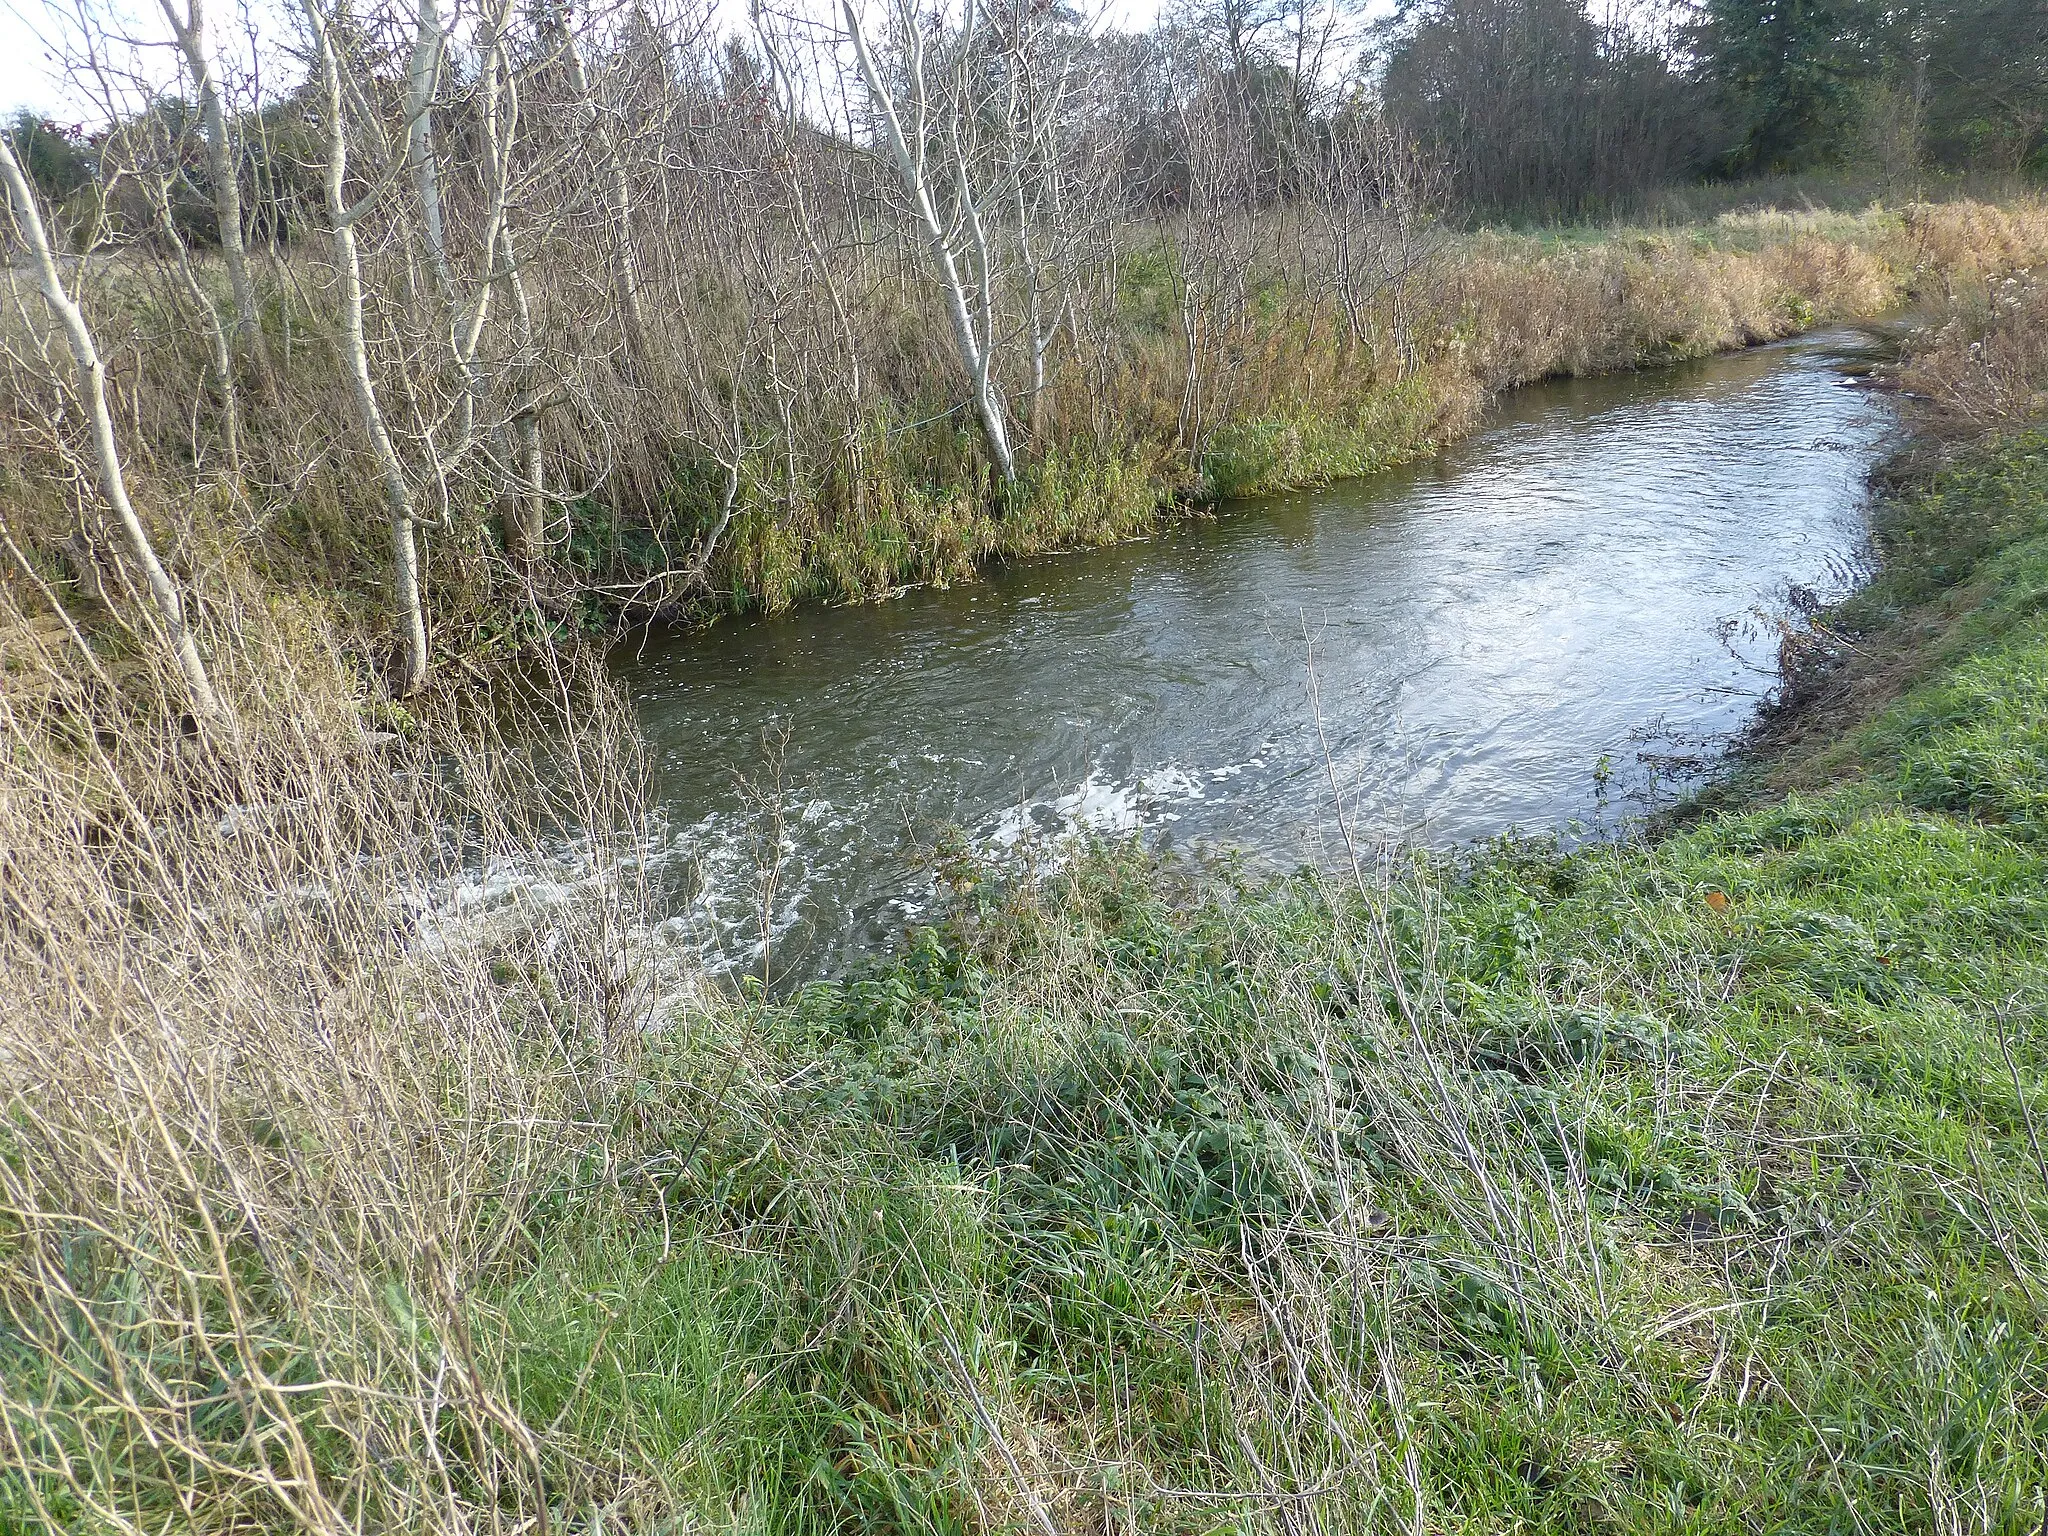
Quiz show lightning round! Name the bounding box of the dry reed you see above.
[0,591,679,1531]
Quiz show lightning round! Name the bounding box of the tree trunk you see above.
[405,0,455,305]
[559,26,646,355]
[301,0,430,696]
[500,224,546,559]
[842,0,1017,485]
[159,0,267,370]
[0,136,227,724]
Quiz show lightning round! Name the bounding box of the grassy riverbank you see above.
[8,198,2045,683]
[305,200,2048,629]
[6,272,2048,1533]
[515,425,2048,1531]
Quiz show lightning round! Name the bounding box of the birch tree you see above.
[405,0,455,306]
[555,8,648,353]
[992,0,1126,444]
[0,134,226,723]
[1307,109,1443,370]
[298,0,431,696]
[402,0,556,556]
[842,0,1017,485]
[155,0,267,367]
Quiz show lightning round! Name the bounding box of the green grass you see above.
[10,441,2048,1530]
[445,431,2048,1528]
[1200,374,1452,500]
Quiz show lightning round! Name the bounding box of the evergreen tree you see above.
[1922,0,2048,173]
[4,112,95,204]
[1694,0,1876,170]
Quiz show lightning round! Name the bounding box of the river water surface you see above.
[618,329,1897,977]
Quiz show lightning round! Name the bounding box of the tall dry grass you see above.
[14,199,2048,660]
[1902,277,2048,436]
[1899,198,2048,295]
[1450,227,1896,388]
[0,596,683,1531]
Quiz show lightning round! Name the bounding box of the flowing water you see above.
[617,328,1899,978]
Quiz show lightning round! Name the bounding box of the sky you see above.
[0,0,1201,123]
[1,0,324,123]
[2,3,74,120]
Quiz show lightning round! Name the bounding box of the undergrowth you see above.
[15,197,2044,679]
[8,239,2048,1535]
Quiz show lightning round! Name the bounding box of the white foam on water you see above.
[415,754,1238,983]
[984,762,1209,850]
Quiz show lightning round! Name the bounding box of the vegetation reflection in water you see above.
[619,327,1898,978]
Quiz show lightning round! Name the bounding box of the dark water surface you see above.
[617,329,1897,977]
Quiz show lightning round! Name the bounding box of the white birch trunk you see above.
[405,0,454,306]
[0,136,226,724]
[301,0,430,696]
[559,24,646,352]
[499,222,546,557]
[158,0,266,367]
[842,0,1016,485]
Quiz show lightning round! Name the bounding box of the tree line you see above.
[0,0,2036,712]
[12,0,2040,233]
[1379,0,2042,217]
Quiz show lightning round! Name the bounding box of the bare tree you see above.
[997,0,1110,444]
[156,0,268,368]
[64,19,250,480]
[0,0,1525,655]
[752,5,867,433]
[1308,107,1443,373]
[138,129,246,475]
[842,0,1018,485]
[298,0,431,695]
[405,0,455,305]
[556,6,649,354]
[0,135,226,723]
[1167,67,1263,460]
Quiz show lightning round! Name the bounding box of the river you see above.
[617,327,1898,979]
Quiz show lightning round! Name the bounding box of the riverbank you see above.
[7,198,2045,700]
[618,325,1894,977]
[5,278,2047,1530]
[618,363,2048,1528]
[409,199,2048,627]
[600,427,2048,1531]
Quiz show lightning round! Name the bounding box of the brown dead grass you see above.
[0,592,678,1532]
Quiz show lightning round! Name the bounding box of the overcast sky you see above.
[0,0,1205,123]
[2,3,72,120]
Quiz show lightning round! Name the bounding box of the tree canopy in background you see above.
[1686,0,2045,175]
[5,112,94,204]
[1379,0,1712,217]
[1378,0,2044,208]
[4,0,2042,231]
